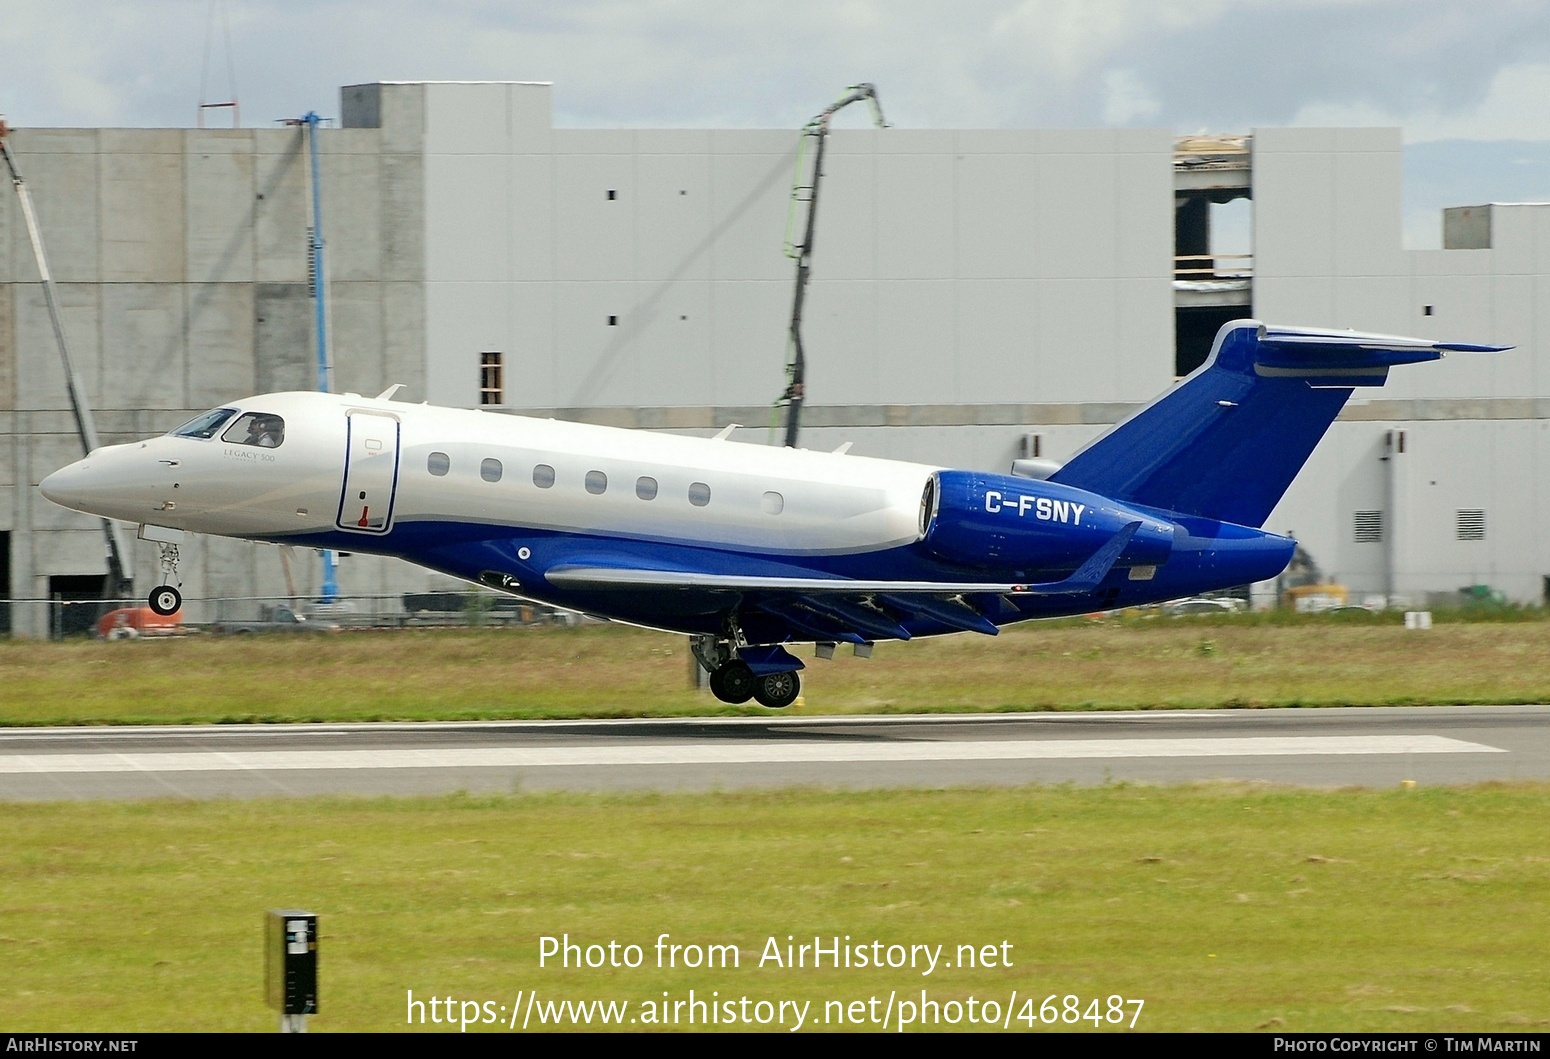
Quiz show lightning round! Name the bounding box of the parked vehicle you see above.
[213,604,338,636]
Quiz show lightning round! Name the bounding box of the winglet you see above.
[375,384,405,401]
[1016,521,1140,596]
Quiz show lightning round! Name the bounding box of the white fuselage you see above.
[41,392,938,559]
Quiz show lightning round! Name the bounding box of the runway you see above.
[0,705,1546,800]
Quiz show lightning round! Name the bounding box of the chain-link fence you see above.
[5,592,589,641]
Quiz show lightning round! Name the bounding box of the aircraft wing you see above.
[544,523,1140,639]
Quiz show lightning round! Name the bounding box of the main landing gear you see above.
[147,543,183,616]
[694,635,802,709]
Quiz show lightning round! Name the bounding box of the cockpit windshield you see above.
[172,407,238,439]
[221,412,285,448]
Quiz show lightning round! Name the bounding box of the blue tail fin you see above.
[1049,320,1504,527]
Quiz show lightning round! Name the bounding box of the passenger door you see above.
[336,411,401,534]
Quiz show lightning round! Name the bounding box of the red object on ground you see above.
[96,606,181,640]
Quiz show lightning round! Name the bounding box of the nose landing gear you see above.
[147,543,183,616]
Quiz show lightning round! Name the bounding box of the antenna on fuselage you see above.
[774,83,887,448]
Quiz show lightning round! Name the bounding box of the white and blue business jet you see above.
[41,320,1500,708]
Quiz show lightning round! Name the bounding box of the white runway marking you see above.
[0,735,1503,774]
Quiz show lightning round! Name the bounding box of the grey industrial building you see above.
[1,80,1546,636]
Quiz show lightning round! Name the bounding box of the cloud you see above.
[0,0,1547,142]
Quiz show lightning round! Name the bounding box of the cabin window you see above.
[636,476,658,500]
[479,351,504,406]
[481,458,503,483]
[221,412,285,448]
[762,491,784,515]
[688,482,711,507]
[533,464,555,488]
[427,452,450,476]
[586,470,608,495]
[172,407,238,439]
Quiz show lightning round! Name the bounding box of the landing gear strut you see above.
[148,543,183,616]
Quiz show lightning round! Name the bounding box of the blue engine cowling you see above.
[922,470,1174,572]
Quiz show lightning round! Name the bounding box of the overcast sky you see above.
[5,1,1550,245]
[1,0,1547,136]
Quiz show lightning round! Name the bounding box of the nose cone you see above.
[39,445,160,523]
[39,460,91,509]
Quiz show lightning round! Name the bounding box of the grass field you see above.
[1,612,1547,725]
[4,783,1549,1032]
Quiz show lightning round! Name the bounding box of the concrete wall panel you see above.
[14,283,100,411]
[635,153,711,283]
[320,150,383,282]
[381,281,427,400]
[100,151,185,283]
[956,154,1040,279]
[254,283,314,394]
[509,84,554,153]
[425,83,510,155]
[506,281,556,407]
[554,281,637,407]
[326,280,387,397]
[426,281,507,407]
[794,279,877,406]
[707,279,787,407]
[1038,279,1117,404]
[1333,148,1404,277]
[554,153,634,282]
[509,155,555,282]
[380,153,425,283]
[1037,154,1115,279]
[633,280,711,407]
[100,284,184,409]
[706,151,798,282]
[425,154,509,283]
[9,140,100,283]
[185,144,255,284]
[253,137,309,284]
[876,280,956,405]
[956,280,1042,405]
[0,286,13,410]
[1254,152,1334,278]
[1116,151,1172,280]
[877,154,954,280]
[185,283,256,405]
[807,151,876,282]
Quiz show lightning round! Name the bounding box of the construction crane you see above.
[0,119,134,602]
[774,84,887,449]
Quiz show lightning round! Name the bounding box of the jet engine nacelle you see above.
[921,470,1174,572]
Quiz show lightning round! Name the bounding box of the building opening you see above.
[48,574,108,639]
[1174,135,1252,376]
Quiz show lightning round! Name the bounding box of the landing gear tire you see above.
[709,661,756,704]
[148,586,182,616]
[752,670,800,709]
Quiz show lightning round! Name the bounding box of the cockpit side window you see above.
[172,407,239,440]
[221,412,286,448]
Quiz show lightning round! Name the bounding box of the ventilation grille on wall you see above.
[1353,510,1383,544]
[1456,509,1486,542]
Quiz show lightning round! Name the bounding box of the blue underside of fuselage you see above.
[266,515,1293,642]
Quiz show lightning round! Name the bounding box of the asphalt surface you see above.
[0,705,1546,800]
